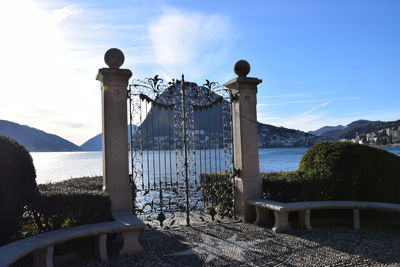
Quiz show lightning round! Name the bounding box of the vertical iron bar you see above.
[158,107,163,218]
[214,105,218,173]
[208,108,212,174]
[146,101,150,190]
[174,103,179,189]
[152,108,156,189]
[158,107,162,188]
[199,110,202,189]
[201,113,208,207]
[182,76,190,226]
[217,104,222,174]
[128,89,135,213]
[163,111,167,189]
[208,107,214,208]
[169,111,173,188]
[204,114,207,175]
[140,99,144,191]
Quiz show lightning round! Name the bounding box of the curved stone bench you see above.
[247,199,400,233]
[0,211,145,267]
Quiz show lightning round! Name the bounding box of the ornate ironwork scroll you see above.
[128,74,234,228]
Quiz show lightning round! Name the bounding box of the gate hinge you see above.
[127,88,131,99]
[233,168,241,176]
[231,92,240,103]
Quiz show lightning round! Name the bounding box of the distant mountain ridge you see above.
[0,120,81,152]
[81,122,328,151]
[80,133,101,151]
[6,117,398,152]
[308,125,344,137]
[316,120,377,140]
[339,120,400,139]
[311,119,400,145]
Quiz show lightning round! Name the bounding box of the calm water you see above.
[31,147,400,184]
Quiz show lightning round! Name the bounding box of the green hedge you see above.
[299,142,400,203]
[206,142,400,206]
[38,176,103,191]
[199,173,234,218]
[262,143,400,204]
[0,136,37,245]
[261,172,306,202]
[27,176,111,233]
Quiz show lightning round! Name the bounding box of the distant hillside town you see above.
[311,120,400,146]
[339,126,400,146]
[257,123,329,148]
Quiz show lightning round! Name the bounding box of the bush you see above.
[199,173,234,218]
[38,176,103,192]
[0,136,37,245]
[261,172,306,202]
[299,142,400,203]
[28,177,111,233]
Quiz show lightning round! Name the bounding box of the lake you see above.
[31,147,400,184]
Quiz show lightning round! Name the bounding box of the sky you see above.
[1,0,399,145]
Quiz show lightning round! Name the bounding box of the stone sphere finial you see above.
[234,59,251,77]
[104,48,125,68]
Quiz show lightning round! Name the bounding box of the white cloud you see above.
[259,102,330,131]
[257,99,326,107]
[258,93,308,99]
[148,9,235,80]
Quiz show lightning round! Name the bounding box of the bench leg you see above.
[33,246,54,267]
[272,211,290,233]
[254,206,270,226]
[353,209,360,230]
[298,209,312,230]
[95,234,108,261]
[119,230,143,256]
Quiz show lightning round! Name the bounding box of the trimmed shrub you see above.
[28,177,111,233]
[299,142,400,203]
[261,172,306,202]
[199,173,234,218]
[0,136,37,245]
[38,176,103,192]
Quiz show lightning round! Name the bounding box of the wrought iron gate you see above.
[128,75,234,228]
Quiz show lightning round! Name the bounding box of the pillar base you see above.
[234,176,263,222]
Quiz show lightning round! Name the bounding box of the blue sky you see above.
[1,0,399,144]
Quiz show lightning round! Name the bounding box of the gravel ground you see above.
[57,222,400,267]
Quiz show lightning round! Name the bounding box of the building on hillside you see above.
[393,129,400,143]
[366,132,378,144]
[386,128,394,136]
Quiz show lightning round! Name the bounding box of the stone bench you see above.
[0,211,145,267]
[247,199,400,233]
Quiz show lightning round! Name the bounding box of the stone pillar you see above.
[96,48,132,211]
[224,60,262,222]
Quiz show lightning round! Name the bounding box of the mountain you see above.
[308,125,344,136]
[0,120,81,152]
[80,133,101,151]
[315,120,377,140]
[258,123,329,148]
[310,119,400,145]
[80,125,138,151]
[339,120,400,139]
